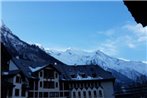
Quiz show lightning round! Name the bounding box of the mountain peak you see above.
[0,21,13,35]
[0,20,4,27]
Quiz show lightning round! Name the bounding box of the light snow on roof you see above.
[29,66,44,72]
[72,74,103,80]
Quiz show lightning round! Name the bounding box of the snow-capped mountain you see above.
[0,23,64,65]
[46,48,147,82]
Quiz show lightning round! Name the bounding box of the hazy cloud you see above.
[97,29,115,37]
[123,23,147,42]
[124,35,136,48]
[98,40,119,56]
[97,23,147,56]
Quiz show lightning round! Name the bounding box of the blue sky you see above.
[2,1,147,61]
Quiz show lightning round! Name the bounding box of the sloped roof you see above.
[59,65,115,81]
[12,57,48,78]
[51,64,115,81]
[11,58,114,81]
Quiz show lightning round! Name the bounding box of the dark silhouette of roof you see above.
[60,65,115,81]
[11,58,115,81]
[11,57,48,78]
[124,1,147,27]
[1,43,12,71]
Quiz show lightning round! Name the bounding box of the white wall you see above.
[101,81,115,98]
[70,80,115,98]
[71,87,104,98]
[29,67,60,98]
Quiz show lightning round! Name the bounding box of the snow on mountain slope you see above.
[46,48,147,81]
[0,23,65,64]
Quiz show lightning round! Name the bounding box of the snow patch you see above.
[16,56,19,59]
[118,58,130,62]
[72,74,103,80]
[72,75,92,80]
[29,66,44,72]
[3,72,9,75]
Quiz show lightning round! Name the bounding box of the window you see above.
[64,92,69,97]
[55,73,58,78]
[40,81,42,87]
[50,92,59,97]
[78,92,81,98]
[40,71,42,77]
[16,76,21,83]
[44,81,47,88]
[35,81,38,90]
[21,89,26,97]
[29,81,34,90]
[44,69,54,79]
[16,76,19,83]
[81,73,86,78]
[83,91,86,97]
[60,92,63,97]
[28,92,33,97]
[39,92,42,97]
[92,73,97,78]
[15,89,19,96]
[35,92,38,97]
[64,83,69,90]
[73,92,76,97]
[71,74,76,78]
[44,92,48,97]
[94,91,97,97]
[43,81,54,88]
[56,82,58,88]
[34,73,38,77]
[39,92,42,98]
[88,91,91,97]
[99,90,103,97]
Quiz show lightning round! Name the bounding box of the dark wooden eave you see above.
[124,1,147,27]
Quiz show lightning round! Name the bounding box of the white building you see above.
[2,57,115,98]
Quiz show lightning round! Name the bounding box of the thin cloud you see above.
[98,40,118,56]
[43,23,146,60]
[127,43,135,48]
[124,35,136,48]
[123,23,147,42]
[97,29,115,37]
[96,23,146,57]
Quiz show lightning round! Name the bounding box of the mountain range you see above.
[46,48,147,83]
[1,23,147,85]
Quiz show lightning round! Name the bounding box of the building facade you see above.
[2,57,115,98]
